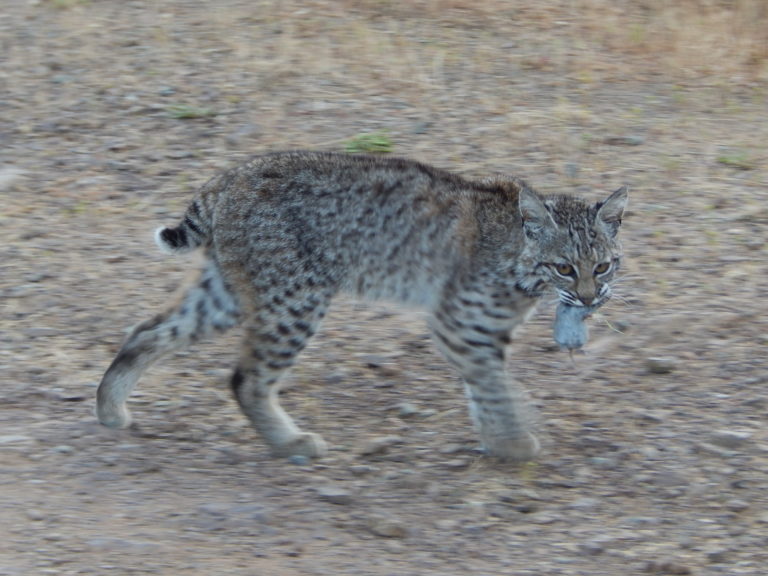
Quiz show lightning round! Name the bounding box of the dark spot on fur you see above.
[184,215,204,236]
[230,368,245,394]
[251,349,266,361]
[110,347,141,368]
[267,359,294,371]
[137,314,165,331]
[463,338,496,349]
[432,330,471,356]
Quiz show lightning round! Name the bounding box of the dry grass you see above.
[579,0,768,80]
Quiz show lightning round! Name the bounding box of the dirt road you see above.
[2,2,766,574]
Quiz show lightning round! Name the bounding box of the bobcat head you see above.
[518,186,628,307]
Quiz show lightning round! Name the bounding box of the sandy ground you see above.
[1,1,767,574]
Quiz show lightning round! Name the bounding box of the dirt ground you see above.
[1,1,767,574]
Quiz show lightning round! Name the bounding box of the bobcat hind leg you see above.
[97,260,239,428]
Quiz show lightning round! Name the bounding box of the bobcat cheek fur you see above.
[96,151,627,461]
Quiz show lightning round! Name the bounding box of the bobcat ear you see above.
[596,186,628,237]
[519,187,556,239]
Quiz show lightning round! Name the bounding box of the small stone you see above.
[442,458,470,469]
[588,456,619,469]
[316,485,353,505]
[0,166,25,191]
[530,512,557,524]
[579,540,605,556]
[434,518,460,531]
[696,442,736,458]
[0,435,33,444]
[27,509,46,521]
[569,497,600,510]
[288,455,309,466]
[52,445,75,454]
[645,357,677,374]
[603,135,645,146]
[709,429,751,449]
[396,402,419,418]
[349,464,374,476]
[706,548,728,563]
[358,435,403,457]
[644,560,692,574]
[513,502,539,514]
[367,516,408,538]
[726,498,749,512]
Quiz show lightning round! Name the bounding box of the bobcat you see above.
[97,151,627,461]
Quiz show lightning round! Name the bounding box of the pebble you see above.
[709,429,751,449]
[603,135,645,146]
[706,548,729,563]
[569,497,600,511]
[396,402,420,418]
[441,458,470,469]
[725,498,749,512]
[349,464,375,476]
[367,516,408,538]
[497,488,542,503]
[0,166,25,191]
[358,435,403,457]
[645,357,677,374]
[579,540,605,556]
[696,442,736,458]
[27,509,46,521]
[0,435,33,444]
[316,485,353,505]
[288,455,310,466]
[643,560,692,574]
[434,518,460,531]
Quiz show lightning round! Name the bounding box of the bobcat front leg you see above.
[429,289,540,462]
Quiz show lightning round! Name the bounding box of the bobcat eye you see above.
[593,262,611,275]
[553,263,575,277]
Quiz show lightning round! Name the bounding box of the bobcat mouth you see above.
[557,284,612,308]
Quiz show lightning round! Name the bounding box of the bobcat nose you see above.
[580,295,594,306]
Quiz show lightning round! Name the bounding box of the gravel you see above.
[1,1,767,575]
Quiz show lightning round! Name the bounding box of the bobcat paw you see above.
[270,432,328,459]
[96,399,132,429]
[482,431,540,462]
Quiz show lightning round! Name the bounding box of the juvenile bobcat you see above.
[97,151,627,461]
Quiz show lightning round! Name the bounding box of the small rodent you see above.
[553,303,595,351]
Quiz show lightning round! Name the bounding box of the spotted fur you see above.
[97,151,627,461]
